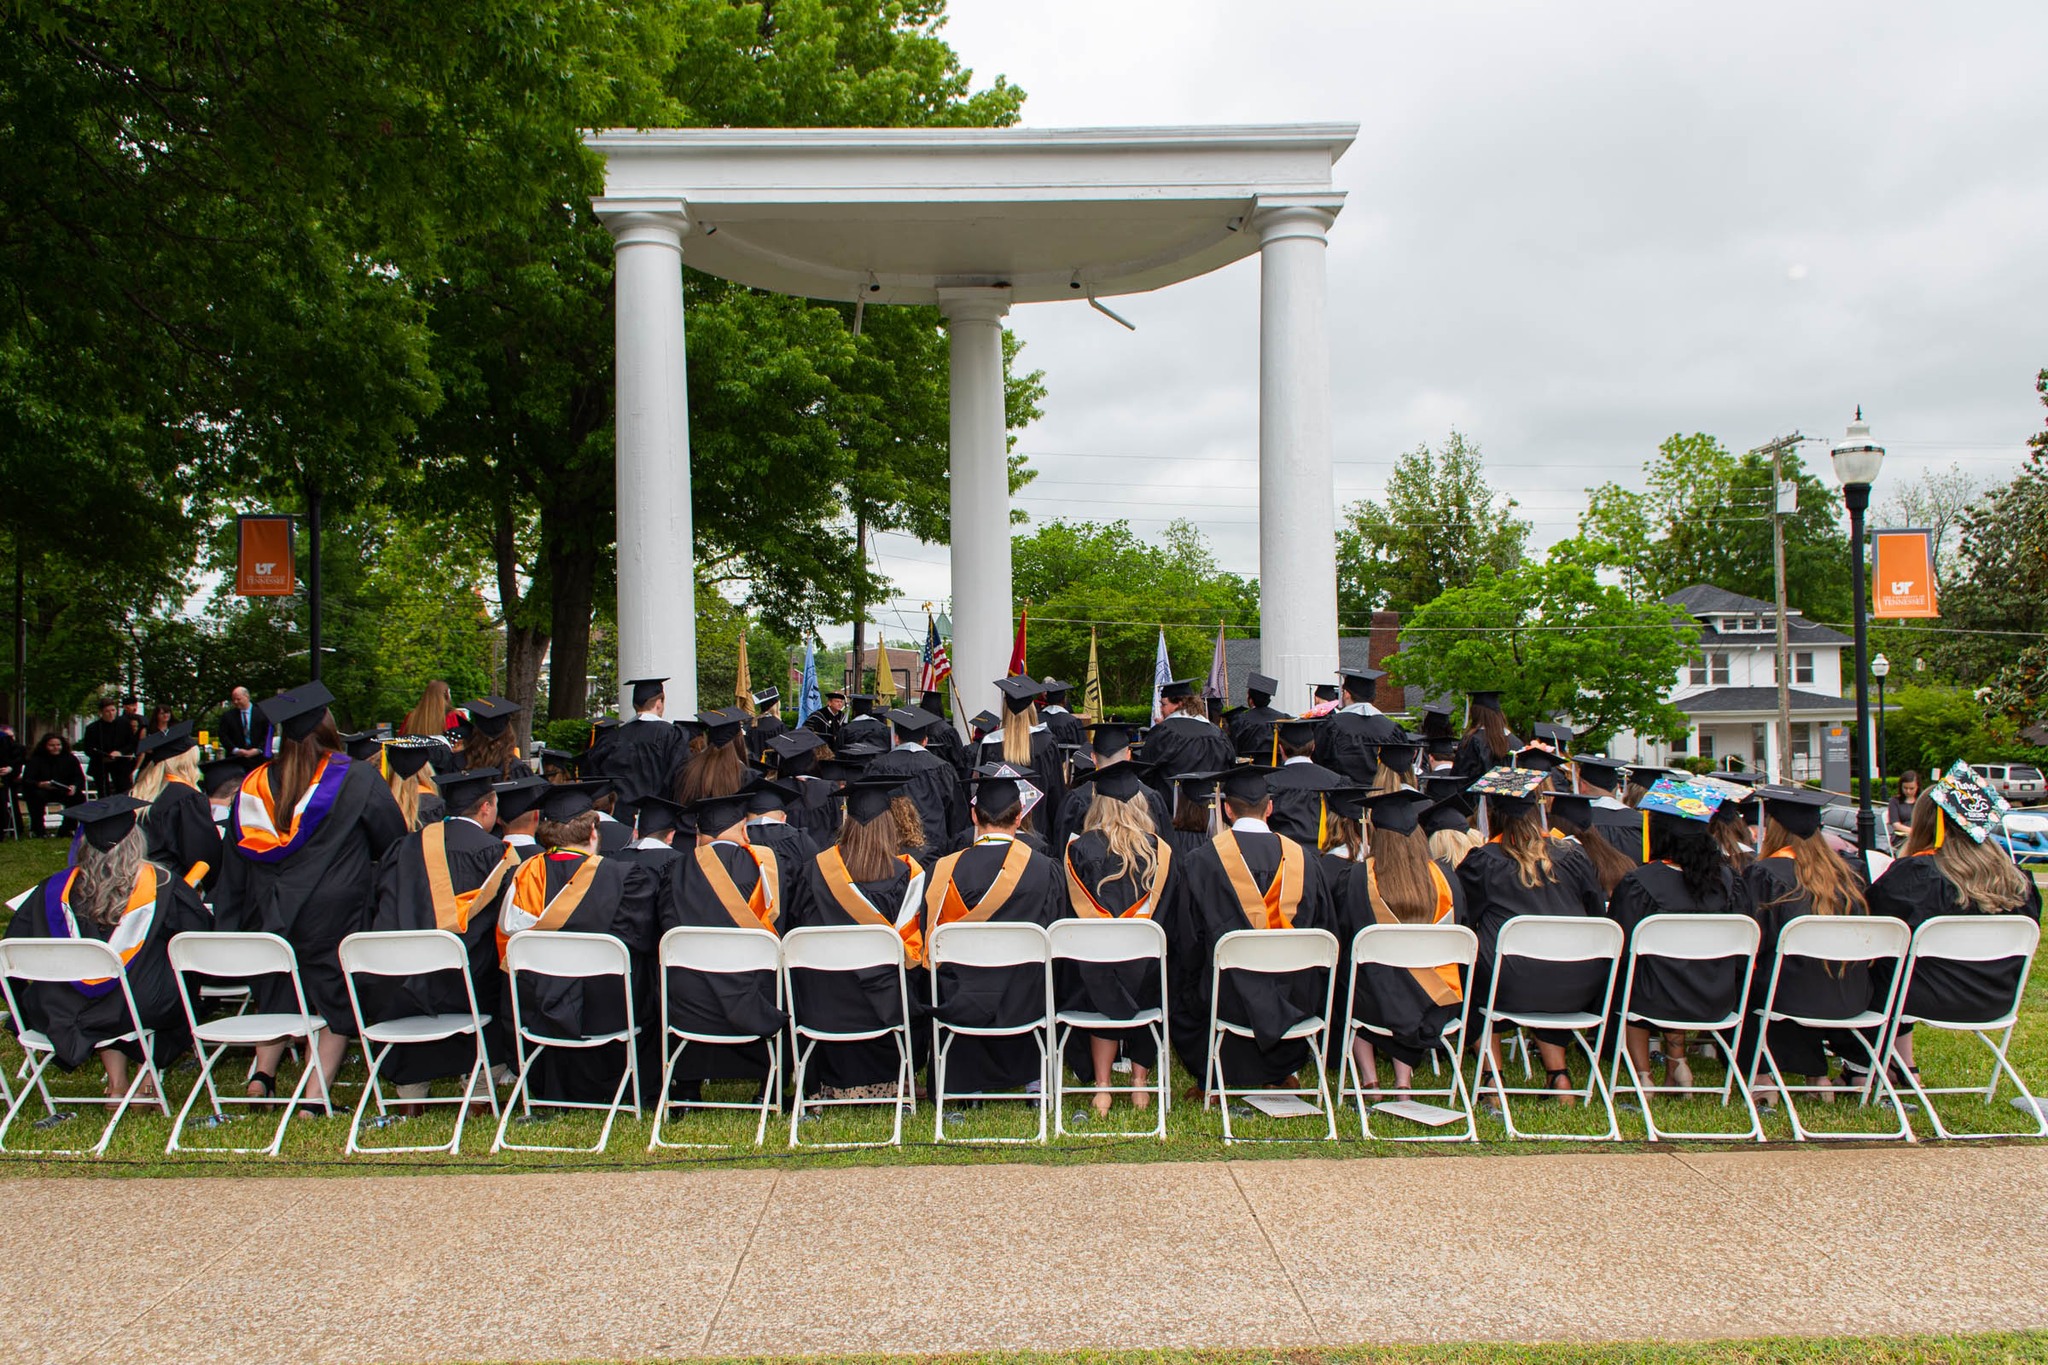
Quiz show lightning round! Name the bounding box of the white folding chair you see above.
[1608,913,1765,1143]
[1881,915,2044,1140]
[781,925,915,1148]
[166,932,331,1155]
[1205,928,1340,1145]
[929,921,1054,1143]
[338,930,497,1156]
[1747,914,1914,1142]
[1338,923,1480,1143]
[492,931,640,1154]
[1048,918,1170,1139]
[0,939,167,1155]
[1473,915,1625,1142]
[650,926,784,1149]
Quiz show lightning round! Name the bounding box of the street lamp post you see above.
[1832,409,1886,861]
[1872,652,1891,793]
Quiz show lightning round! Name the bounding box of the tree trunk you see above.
[546,539,597,722]
[494,500,549,757]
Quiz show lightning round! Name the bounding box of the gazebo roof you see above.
[586,123,1356,306]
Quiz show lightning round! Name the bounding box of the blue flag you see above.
[798,642,822,726]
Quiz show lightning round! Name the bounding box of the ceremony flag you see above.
[1008,604,1029,676]
[1083,626,1104,721]
[874,628,897,702]
[1873,529,1940,619]
[797,643,821,726]
[734,629,755,716]
[1204,620,1229,716]
[1150,628,1172,722]
[918,611,952,694]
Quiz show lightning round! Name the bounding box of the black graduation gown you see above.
[144,779,221,889]
[839,715,891,751]
[1451,731,1518,781]
[1318,707,1404,786]
[745,820,820,866]
[975,730,1068,839]
[921,722,971,780]
[781,852,925,1091]
[1267,760,1345,849]
[786,775,843,849]
[800,708,844,748]
[502,851,659,1104]
[5,865,209,1068]
[927,837,1068,1092]
[1164,827,1334,1086]
[596,718,685,811]
[1336,856,1468,1065]
[1741,854,1877,1075]
[654,841,792,1085]
[81,716,141,794]
[1058,831,1170,1071]
[595,816,631,855]
[1228,703,1288,761]
[1870,855,2042,1026]
[1053,783,1172,853]
[1040,706,1088,750]
[865,745,968,855]
[414,792,447,829]
[1605,862,1758,1027]
[367,817,515,1081]
[746,713,787,764]
[1456,841,1610,1040]
[421,736,462,776]
[610,841,684,877]
[213,759,409,1037]
[1136,716,1235,802]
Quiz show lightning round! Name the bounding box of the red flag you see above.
[1007,605,1029,676]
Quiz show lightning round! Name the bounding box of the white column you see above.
[596,199,697,716]
[1255,199,1343,711]
[939,287,1014,733]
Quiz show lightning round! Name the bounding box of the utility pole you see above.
[1758,434,1804,784]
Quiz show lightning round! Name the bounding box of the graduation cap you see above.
[199,757,248,797]
[1217,764,1277,805]
[1547,792,1599,830]
[437,769,500,814]
[1070,759,1152,803]
[1532,721,1575,751]
[465,697,524,737]
[1157,677,1199,702]
[1929,761,2007,844]
[1469,765,1550,819]
[1339,667,1386,698]
[1363,787,1435,836]
[1246,671,1279,701]
[1573,755,1629,792]
[383,736,441,780]
[1427,735,1460,760]
[968,709,1000,735]
[1378,730,1424,772]
[626,677,668,709]
[1040,677,1073,701]
[1173,770,1224,800]
[342,732,383,764]
[1273,717,1322,751]
[492,775,552,822]
[1416,702,1456,737]
[823,689,846,702]
[919,690,947,716]
[138,721,197,764]
[1311,683,1340,702]
[1422,773,1475,812]
[1510,745,1567,774]
[1084,720,1138,758]
[767,729,826,762]
[1325,785,1373,824]
[63,794,149,852]
[885,706,943,738]
[1639,777,1725,823]
[671,716,708,744]
[994,675,1046,713]
[1421,796,1474,838]
[633,795,688,839]
[259,681,336,743]
[843,774,915,823]
[534,747,580,777]
[848,694,877,717]
[536,779,610,825]
[966,763,1038,822]
[1625,764,1682,789]
[752,686,781,710]
[696,709,744,747]
[685,788,754,836]
[811,757,872,783]
[1756,784,1832,839]
[1468,690,1504,712]
[746,778,801,816]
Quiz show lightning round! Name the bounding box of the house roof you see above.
[1681,686,1853,716]
[1664,584,1852,646]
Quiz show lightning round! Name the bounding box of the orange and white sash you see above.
[47,865,160,995]
[421,822,519,934]
[1065,840,1172,919]
[694,842,781,932]
[814,849,927,964]
[497,851,603,962]
[1213,830,1304,930]
[927,838,1034,930]
[1365,860,1461,1004]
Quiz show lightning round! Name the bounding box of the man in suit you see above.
[219,686,271,760]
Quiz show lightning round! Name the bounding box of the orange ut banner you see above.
[1872,529,1938,619]
[235,516,297,597]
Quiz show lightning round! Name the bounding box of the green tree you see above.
[1389,546,1700,747]
[1336,431,1527,619]
[1937,373,2048,707]
[1010,520,1257,708]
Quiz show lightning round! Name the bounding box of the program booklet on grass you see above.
[1244,1093,1323,1118]
[1372,1098,1466,1127]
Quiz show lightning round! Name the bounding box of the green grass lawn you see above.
[0,838,2040,1176]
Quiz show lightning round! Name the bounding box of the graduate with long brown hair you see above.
[1341,788,1465,1095]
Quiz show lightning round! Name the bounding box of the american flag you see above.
[918,612,952,692]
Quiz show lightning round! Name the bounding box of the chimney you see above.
[1368,610,1400,672]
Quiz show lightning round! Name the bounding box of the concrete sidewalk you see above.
[7,1146,2046,1364]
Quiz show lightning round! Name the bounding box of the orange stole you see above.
[1365,860,1461,1004]
[421,822,519,934]
[926,838,1034,930]
[693,842,780,932]
[814,849,925,965]
[497,852,603,963]
[1212,830,1305,930]
[1064,841,1172,919]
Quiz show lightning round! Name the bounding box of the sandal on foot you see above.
[1546,1068,1579,1107]
[246,1071,277,1100]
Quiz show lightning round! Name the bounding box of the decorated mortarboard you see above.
[258,681,337,743]
[993,675,1047,712]
[1692,773,1757,822]
[625,676,668,709]
[1363,787,1436,835]
[138,721,197,763]
[536,779,611,824]
[1157,677,1199,701]
[1509,745,1567,774]
[383,735,443,780]
[491,774,552,822]
[745,778,800,815]
[1217,764,1277,804]
[967,762,1043,821]
[843,773,915,822]
[341,731,383,763]
[1469,765,1551,801]
[632,795,688,838]
[62,795,150,852]
[751,686,781,709]
[1039,677,1073,699]
[199,757,248,794]
[1084,720,1138,757]
[1246,671,1280,698]
[885,706,943,735]
[1639,776,1725,823]
[685,788,754,834]
[1070,759,1152,803]
[465,696,524,736]
[696,709,745,747]
[968,709,1000,733]
[1929,761,2008,844]
[436,768,500,813]
[1273,717,1322,749]
[1756,784,1833,839]
[1572,755,1629,791]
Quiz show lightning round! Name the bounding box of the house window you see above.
[1740,616,1759,631]
[1795,651,1814,684]
[1671,732,1689,754]
[1700,733,1716,760]
[1710,652,1730,685]
[1689,656,1708,685]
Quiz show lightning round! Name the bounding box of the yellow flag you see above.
[873,628,897,703]
[1083,626,1104,721]
[735,628,755,716]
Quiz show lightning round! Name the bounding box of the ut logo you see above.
[1890,580,1915,596]
[255,562,276,575]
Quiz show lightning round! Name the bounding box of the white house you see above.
[1608,584,1854,781]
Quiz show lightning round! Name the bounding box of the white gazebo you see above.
[587,123,1357,720]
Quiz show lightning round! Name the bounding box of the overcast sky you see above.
[859,0,2047,644]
